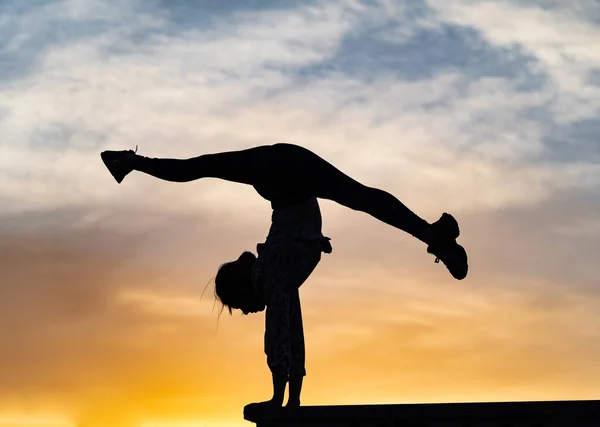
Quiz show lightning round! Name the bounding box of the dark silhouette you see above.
[100,143,468,410]
[244,399,600,426]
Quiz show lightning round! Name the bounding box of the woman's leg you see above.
[101,145,271,185]
[134,146,274,184]
[332,183,434,245]
[283,144,467,279]
[285,145,434,244]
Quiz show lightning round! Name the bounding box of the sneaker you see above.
[100,149,137,183]
[430,212,460,240]
[427,213,468,280]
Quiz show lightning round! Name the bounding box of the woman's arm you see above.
[264,272,307,407]
[264,284,293,404]
[287,286,306,406]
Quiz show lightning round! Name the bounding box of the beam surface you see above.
[244,399,600,427]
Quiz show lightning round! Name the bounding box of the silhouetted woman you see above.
[101,143,467,410]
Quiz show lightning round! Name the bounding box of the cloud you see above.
[1,1,600,425]
[2,207,600,425]
[427,0,600,122]
[0,219,258,425]
[1,0,598,220]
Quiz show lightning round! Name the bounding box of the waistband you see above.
[257,235,332,255]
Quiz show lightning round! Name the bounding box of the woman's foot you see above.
[100,149,137,183]
[427,213,468,280]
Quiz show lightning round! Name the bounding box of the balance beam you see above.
[244,399,600,426]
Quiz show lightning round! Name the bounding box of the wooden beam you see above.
[244,399,600,427]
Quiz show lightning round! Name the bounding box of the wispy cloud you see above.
[428,0,600,121]
[2,0,599,218]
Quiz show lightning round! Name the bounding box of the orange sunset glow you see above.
[2,0,600,426]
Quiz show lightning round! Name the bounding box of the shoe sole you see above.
[428,242,468,280]
[100,151,125,184]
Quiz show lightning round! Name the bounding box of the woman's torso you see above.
[265,197,324,244]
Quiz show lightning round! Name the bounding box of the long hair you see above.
[214,260,239,315]
[213,250,256,318]
[214,252,253,313]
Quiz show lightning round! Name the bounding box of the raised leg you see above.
[283,144,434,244]
[132,146,270,185]
[101,145,272,185]
[285,145,467,278]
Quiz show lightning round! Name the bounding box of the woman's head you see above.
[214,251,265,315]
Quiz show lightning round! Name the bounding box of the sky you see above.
[1,0,600,426]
